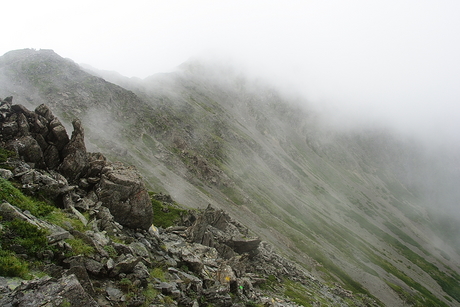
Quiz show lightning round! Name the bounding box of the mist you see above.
[2,1,460,149]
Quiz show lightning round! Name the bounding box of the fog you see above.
[2,0,460,147]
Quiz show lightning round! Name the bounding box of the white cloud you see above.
[2,0,460,145]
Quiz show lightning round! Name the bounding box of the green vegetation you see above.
[284,279,314,306]
[346,211,453,305]
[0,146,16,168]
[1,218,50,255]
[65,238,94,256]
[104,245,118,258]
[119,277,134,293]
[44,210,88,232]
[0,218,54,278]
[150,193,187,228]
[141,284,159,307]
[150,267,166,282]
[0,178,55,217]
[0,249,30,278]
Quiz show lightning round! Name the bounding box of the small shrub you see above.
[142,285,159,307]
[0,249,29,278]
[0,147,16,163]
[1,219,50,255]
[150,267,166,281]
[150,194,187,228]
[104,245,118,258]
[119,277,134,293]
[65,238,94,256]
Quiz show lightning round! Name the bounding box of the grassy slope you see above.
[1,51,460,306]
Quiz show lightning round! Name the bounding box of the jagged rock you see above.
[132,261,150,281]
[85,258,105,276]
[155,281,181,298]
[129,241,150,258]
[186,205,260,257]
[47,230,72,244]
[19,168,68,199]
[35,103,55,122]
[43,144,61,169]
[106,285,125,302]
[226,235,261,254]
[8,136,44,168]
[216,264,237,286]
[86,152,107,178]
[203,286,232,307]
[0,274,98,307]
[58,119,88,182]
[110,254,141,277]
[95,162,153,230]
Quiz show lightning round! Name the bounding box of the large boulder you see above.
[186,205,261,258]
[0,274,98,307]
[95,162,153,230]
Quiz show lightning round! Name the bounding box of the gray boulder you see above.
[0,274,98,307]
[58,119,88,182]
[95,162,153,230]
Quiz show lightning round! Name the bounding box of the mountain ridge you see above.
[1,48,460,306]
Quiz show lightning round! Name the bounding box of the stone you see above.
[129,242,150,258]
[58,119,88,182]
[95,162,153,230]
[35,103,55,122]
[9,136,45,168]
[111,254,141,276]
[85,258,105,275]
[0,168,13,179]
[0,274,98,307]
[106,285,125,302]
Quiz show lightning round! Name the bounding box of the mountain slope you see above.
[1,49,460,306]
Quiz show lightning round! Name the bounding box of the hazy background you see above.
[2,0,460,146]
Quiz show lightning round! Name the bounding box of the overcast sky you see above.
[2,0,460,146]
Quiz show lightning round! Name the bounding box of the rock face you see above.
[0,98,152,230]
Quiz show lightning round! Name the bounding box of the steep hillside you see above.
[1,49,460,306]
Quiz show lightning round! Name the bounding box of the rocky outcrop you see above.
[58,118,87,181]
[0,97,379,307]
[95,162,152,230]
[0,97,152,230]
[186,205,261,258]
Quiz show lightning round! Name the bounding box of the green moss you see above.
[150,267,166,282]
[65,238,94,256]
[44,210,87,232]
[103,245,118,258]
[283,280,313,306]
[0,178,55,217]
[1,219,50,255]
[0,248,30,278]
[150,195,187,228]
[0,146,16,164]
